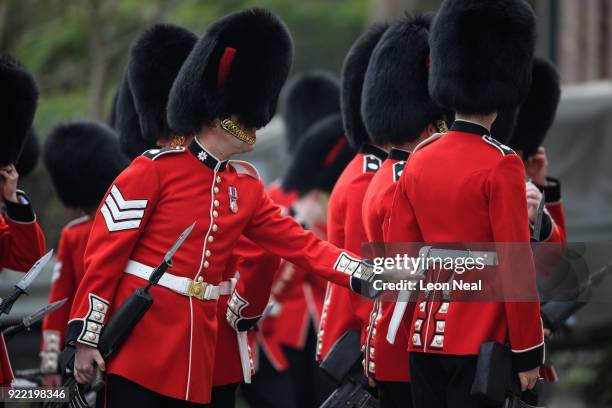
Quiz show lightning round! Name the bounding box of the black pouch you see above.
[470,341,512,406]
[320,329,362,383]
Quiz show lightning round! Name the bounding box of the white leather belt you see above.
[386,247,498,344]
[124,260,228,301]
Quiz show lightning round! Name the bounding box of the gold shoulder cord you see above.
[221,118,256,145]
[169,135,186,148]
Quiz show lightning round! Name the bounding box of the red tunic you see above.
[540,177,567,243]
[212,236,279,386]
[0,192,46,385]
[316,145,387,363]
[361,148,410,382]
[67,140,367,404]
[386,121,544,372]
[40,216,92,374]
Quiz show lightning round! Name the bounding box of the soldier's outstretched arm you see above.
[243,184,373,292]
[66,158,161,364]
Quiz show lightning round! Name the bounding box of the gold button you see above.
[212,224,218,232]
[196,276,204,282]
[91,324,98,331]
[208,236,214,243]
[213,186,219,194]
[94,313,102,320]
[213,210,218,217]
[216,176,222,183]
[96,304,104,311]
[214,200,219,207]
[87,333,96,341]
[205,250,211,257]
[204,261,210,268]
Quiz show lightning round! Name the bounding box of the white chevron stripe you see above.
[109,185,147,210]
[101,204,142,232]
[105,194,145,220]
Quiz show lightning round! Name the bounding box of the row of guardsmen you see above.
[0,0,568,407]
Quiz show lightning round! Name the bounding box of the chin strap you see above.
[221,118,256,145]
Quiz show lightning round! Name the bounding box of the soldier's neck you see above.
[196,133,233,161]
[454,113,497,131]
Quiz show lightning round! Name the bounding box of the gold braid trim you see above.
[221,119,256,145]
[435,119,449,134]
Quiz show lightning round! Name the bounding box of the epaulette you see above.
[392,161,406,182]
[141,146,185,160]
[65,215,91,229]
[230,160,261,180]
[363,155,382,173]
[414,133,445,152]
[482,135,516,156]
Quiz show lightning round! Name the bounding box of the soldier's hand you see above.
[518,366,540,391]
[526,182,542,223]
[0,164,19,203]
[525,147,548,186]
[42,373,62,387]
[74,343,105,384]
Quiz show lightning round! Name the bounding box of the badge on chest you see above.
[229,186,238,213]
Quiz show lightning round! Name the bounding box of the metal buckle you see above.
[188,281,208,301]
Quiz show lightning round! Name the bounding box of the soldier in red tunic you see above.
[69,9,377,406]
[386,1,544,407]
[0,55,46,387]
[238,113,354,408]
[360,14,450,408]
[40,121,127,386]
[267,70,342,208]
[509,58,566,243]
[316,22,390,367]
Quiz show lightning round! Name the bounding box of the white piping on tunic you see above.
[186,160,221,400]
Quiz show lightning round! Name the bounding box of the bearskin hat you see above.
[128,24,197,142]
[362,14,449,145]
[44,121,128,211]
[282,114,354,196]
[428,0,536,114]
[341,22,389,150]
[509,58,561,158]
[168,8,293,135]
[115,71,157,160]
[280,70,340,153]
[15,128,40,177]
[0,55,39,165]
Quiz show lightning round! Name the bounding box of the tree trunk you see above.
[87,0,109,120]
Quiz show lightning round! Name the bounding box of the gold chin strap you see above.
[435,119,449,134]
[169,135,186,148]
[221,119,256,145]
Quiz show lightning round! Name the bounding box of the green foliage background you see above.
[0,0,370,247]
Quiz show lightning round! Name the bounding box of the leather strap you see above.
[125,260,221,300]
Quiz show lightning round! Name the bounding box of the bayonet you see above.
[148,222,196,288]
[0,250,54,315]
[23,298,67,328]
[3,298,67,341]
